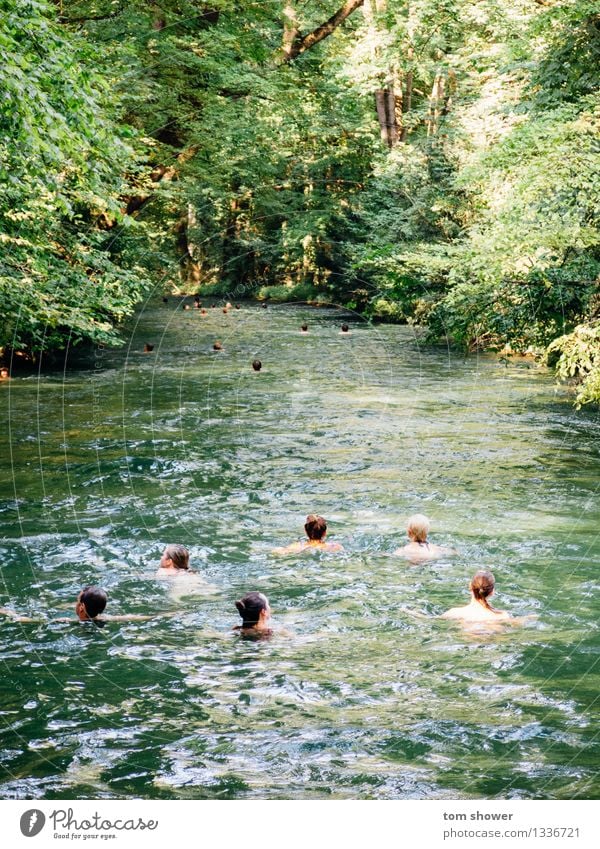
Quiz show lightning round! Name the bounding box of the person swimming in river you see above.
[441,571,511,624]
[233,591,273,638]
[394,514,452,562]
[213,340,223,351]
[0,367,9,380]
[273,514,344,555]
[0,586,152,625]
[252,359,262,372]
[340,323,350,335]
[300,323,308,334]
[157,544,190,573]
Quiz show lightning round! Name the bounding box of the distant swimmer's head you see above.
[300,323,308,333]
[210,304,216,309]
[235,591,270,628]
[200,308,207,315]
[261,302,268,309]
[76,586,108,621]
[235,304,241,310]
[183,304,190,311]
[341,323,349,333]
[470,570,495,605]
[160,544,190,571]
[0,367,9,380]
[225,302,232,309]
[252,359,262,372]
[162,297,168,304]
[305,514,327,541]
[143,343,154,353]
[406,513,430,543]
[223,308,228,314]
[213,341,223,351]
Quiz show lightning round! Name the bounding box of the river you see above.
[1,301,599,799]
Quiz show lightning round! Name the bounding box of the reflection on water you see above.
[0,302,599,799]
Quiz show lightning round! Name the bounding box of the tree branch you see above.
[282,0,365,62]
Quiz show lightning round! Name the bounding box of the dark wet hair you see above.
[223,308,228,313]
[213,340,223,351]
[80,586,107,618]
[341,323,349,332]
[162,297,168,303]
[163,544,189,570]
[235,304,241,310]
[301,323,308,331]
[252,359,262,371]
[143,344,154,353]
[235,591,269,626]
[305,514,327,541]
[261,302,268,308]
[470,570,495,609]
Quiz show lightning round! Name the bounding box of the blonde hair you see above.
[406,513,430,543]
[470,570,495,610]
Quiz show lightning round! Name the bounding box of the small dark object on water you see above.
[341,323,349,333]
[200,308,207,315]
[213,341,223,351]
[235,304,241,310]
[301,323,308,333]
[210,304,216,309]
[261,302,268,309]
[143,344,154,353]
[223,308,228,314]
[162,297,168,304]
[252,359,262,372]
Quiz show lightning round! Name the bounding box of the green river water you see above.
[1,301,599,800]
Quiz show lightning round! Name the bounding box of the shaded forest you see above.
[1,0,599,403]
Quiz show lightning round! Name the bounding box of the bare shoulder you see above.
[272,542,304,555]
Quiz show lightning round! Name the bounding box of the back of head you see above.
[80,586,107,618]
[164,543,190,570]
[407,513,430,543]
[235,591,268,626]
[305,514,327,541]
[470,570,495,602]
[341,323,349,332]
[252,359,262,371]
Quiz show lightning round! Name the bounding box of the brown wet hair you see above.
[305,514,327,541]
[235,591,269,627]
[163,544,190,570]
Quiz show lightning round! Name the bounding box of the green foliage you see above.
[0,0,149,356]
[547,324,600,407]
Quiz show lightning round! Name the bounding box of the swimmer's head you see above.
[222,308,228,314]
[470,570,495,604]
[213,341,223,351]
[162,297,168,303]
[406,514,430,543]
[341,323,349,332]
[76,586,107,620]
[160,544,190,571]
[301,323,308,332]
[235,304,241,310]
[252,359,262,372]
[183,304,190,311]
[0,367,9,379]
[143,343,154,353]
[235,591,270,627]
[305,514,327,541]
[261,302,267,309]
[225,302,232,309]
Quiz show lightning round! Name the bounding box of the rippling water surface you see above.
[1,302,599,799]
